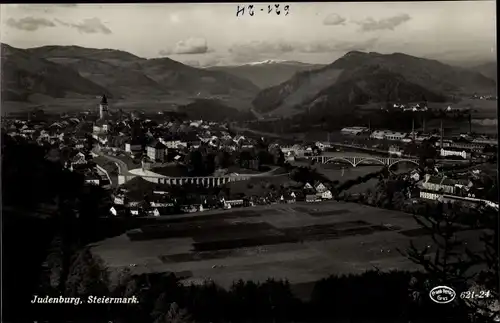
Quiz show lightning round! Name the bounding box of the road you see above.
[231,125,301,140]
[238,166,285,177]
[93,149,129,174]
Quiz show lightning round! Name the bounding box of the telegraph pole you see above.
[412,117,415,141]
[440,119,444,149]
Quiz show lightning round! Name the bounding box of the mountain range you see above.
[207,60,325,89]
[252,51,497,117]
[1,44,496,121]
[473,62,497,82]
[1,43,260,111]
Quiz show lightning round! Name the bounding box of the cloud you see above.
[8,4,78,13]
[302,38,379,53]
[158,49,171,56]
[169,14,181,24]
[6,17,55,31]
[55,18,112,34]
[228,40,297,63]
[323,13,346,26]
[229,40,296,56]
[355,14,411,32]
[160,37,210,55]
[227,39,379,63]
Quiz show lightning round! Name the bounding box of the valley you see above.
[2,44,496,134]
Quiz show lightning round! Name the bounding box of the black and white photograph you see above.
[1,2,499,322]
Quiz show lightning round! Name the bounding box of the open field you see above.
[315,165,383,183]
[91,201,486,300]
[345,178,380,194]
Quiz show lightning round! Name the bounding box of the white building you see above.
[315,141,332,150]
[389,145,403,157]
[341,127,369,136]
[159,139,187,149]
[370,130,408,141]
[125,142,142,154]
[320,190,333,200]
[440,148,471,160]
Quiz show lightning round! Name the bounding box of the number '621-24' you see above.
[460,290,492,299]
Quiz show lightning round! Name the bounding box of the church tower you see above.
[93,94,111,136]
[99,94,108,120]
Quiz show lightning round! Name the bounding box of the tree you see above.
[154,302,193,323]
[65,248,110,297]
[312,145,322,156]
[214,151,231,169]
[271,148,285,165]
[400,203,490,320]
[184,150,204,176]
[417,140,438,168]
[463,207,500,322]
[238,150,253,169]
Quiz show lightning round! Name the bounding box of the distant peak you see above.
[344,51,368,56]
[245,59,287,66]
[389,52,412,58]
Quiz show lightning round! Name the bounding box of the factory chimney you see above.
[468,113,472,134]
[412,118,415,141]
[440,119,444,149]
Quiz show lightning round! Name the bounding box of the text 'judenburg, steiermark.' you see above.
[31,295,139,305]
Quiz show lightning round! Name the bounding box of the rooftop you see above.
[147,140,166,149]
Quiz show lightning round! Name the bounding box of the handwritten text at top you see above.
[236,5,290,17]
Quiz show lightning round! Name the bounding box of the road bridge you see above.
[307,155,469,167]
[307,155,420,168]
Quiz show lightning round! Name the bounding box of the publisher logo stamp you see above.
[429,286,456,304]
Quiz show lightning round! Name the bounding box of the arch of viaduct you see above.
[118,174,251,187]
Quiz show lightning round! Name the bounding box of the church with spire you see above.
[93,94,113,135]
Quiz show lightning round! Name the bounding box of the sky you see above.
[0,2,496,67]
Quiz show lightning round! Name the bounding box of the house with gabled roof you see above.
[318,190,333,200]
[420,174,458,200]
[314,182,328,193]
[146,140,166,162]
